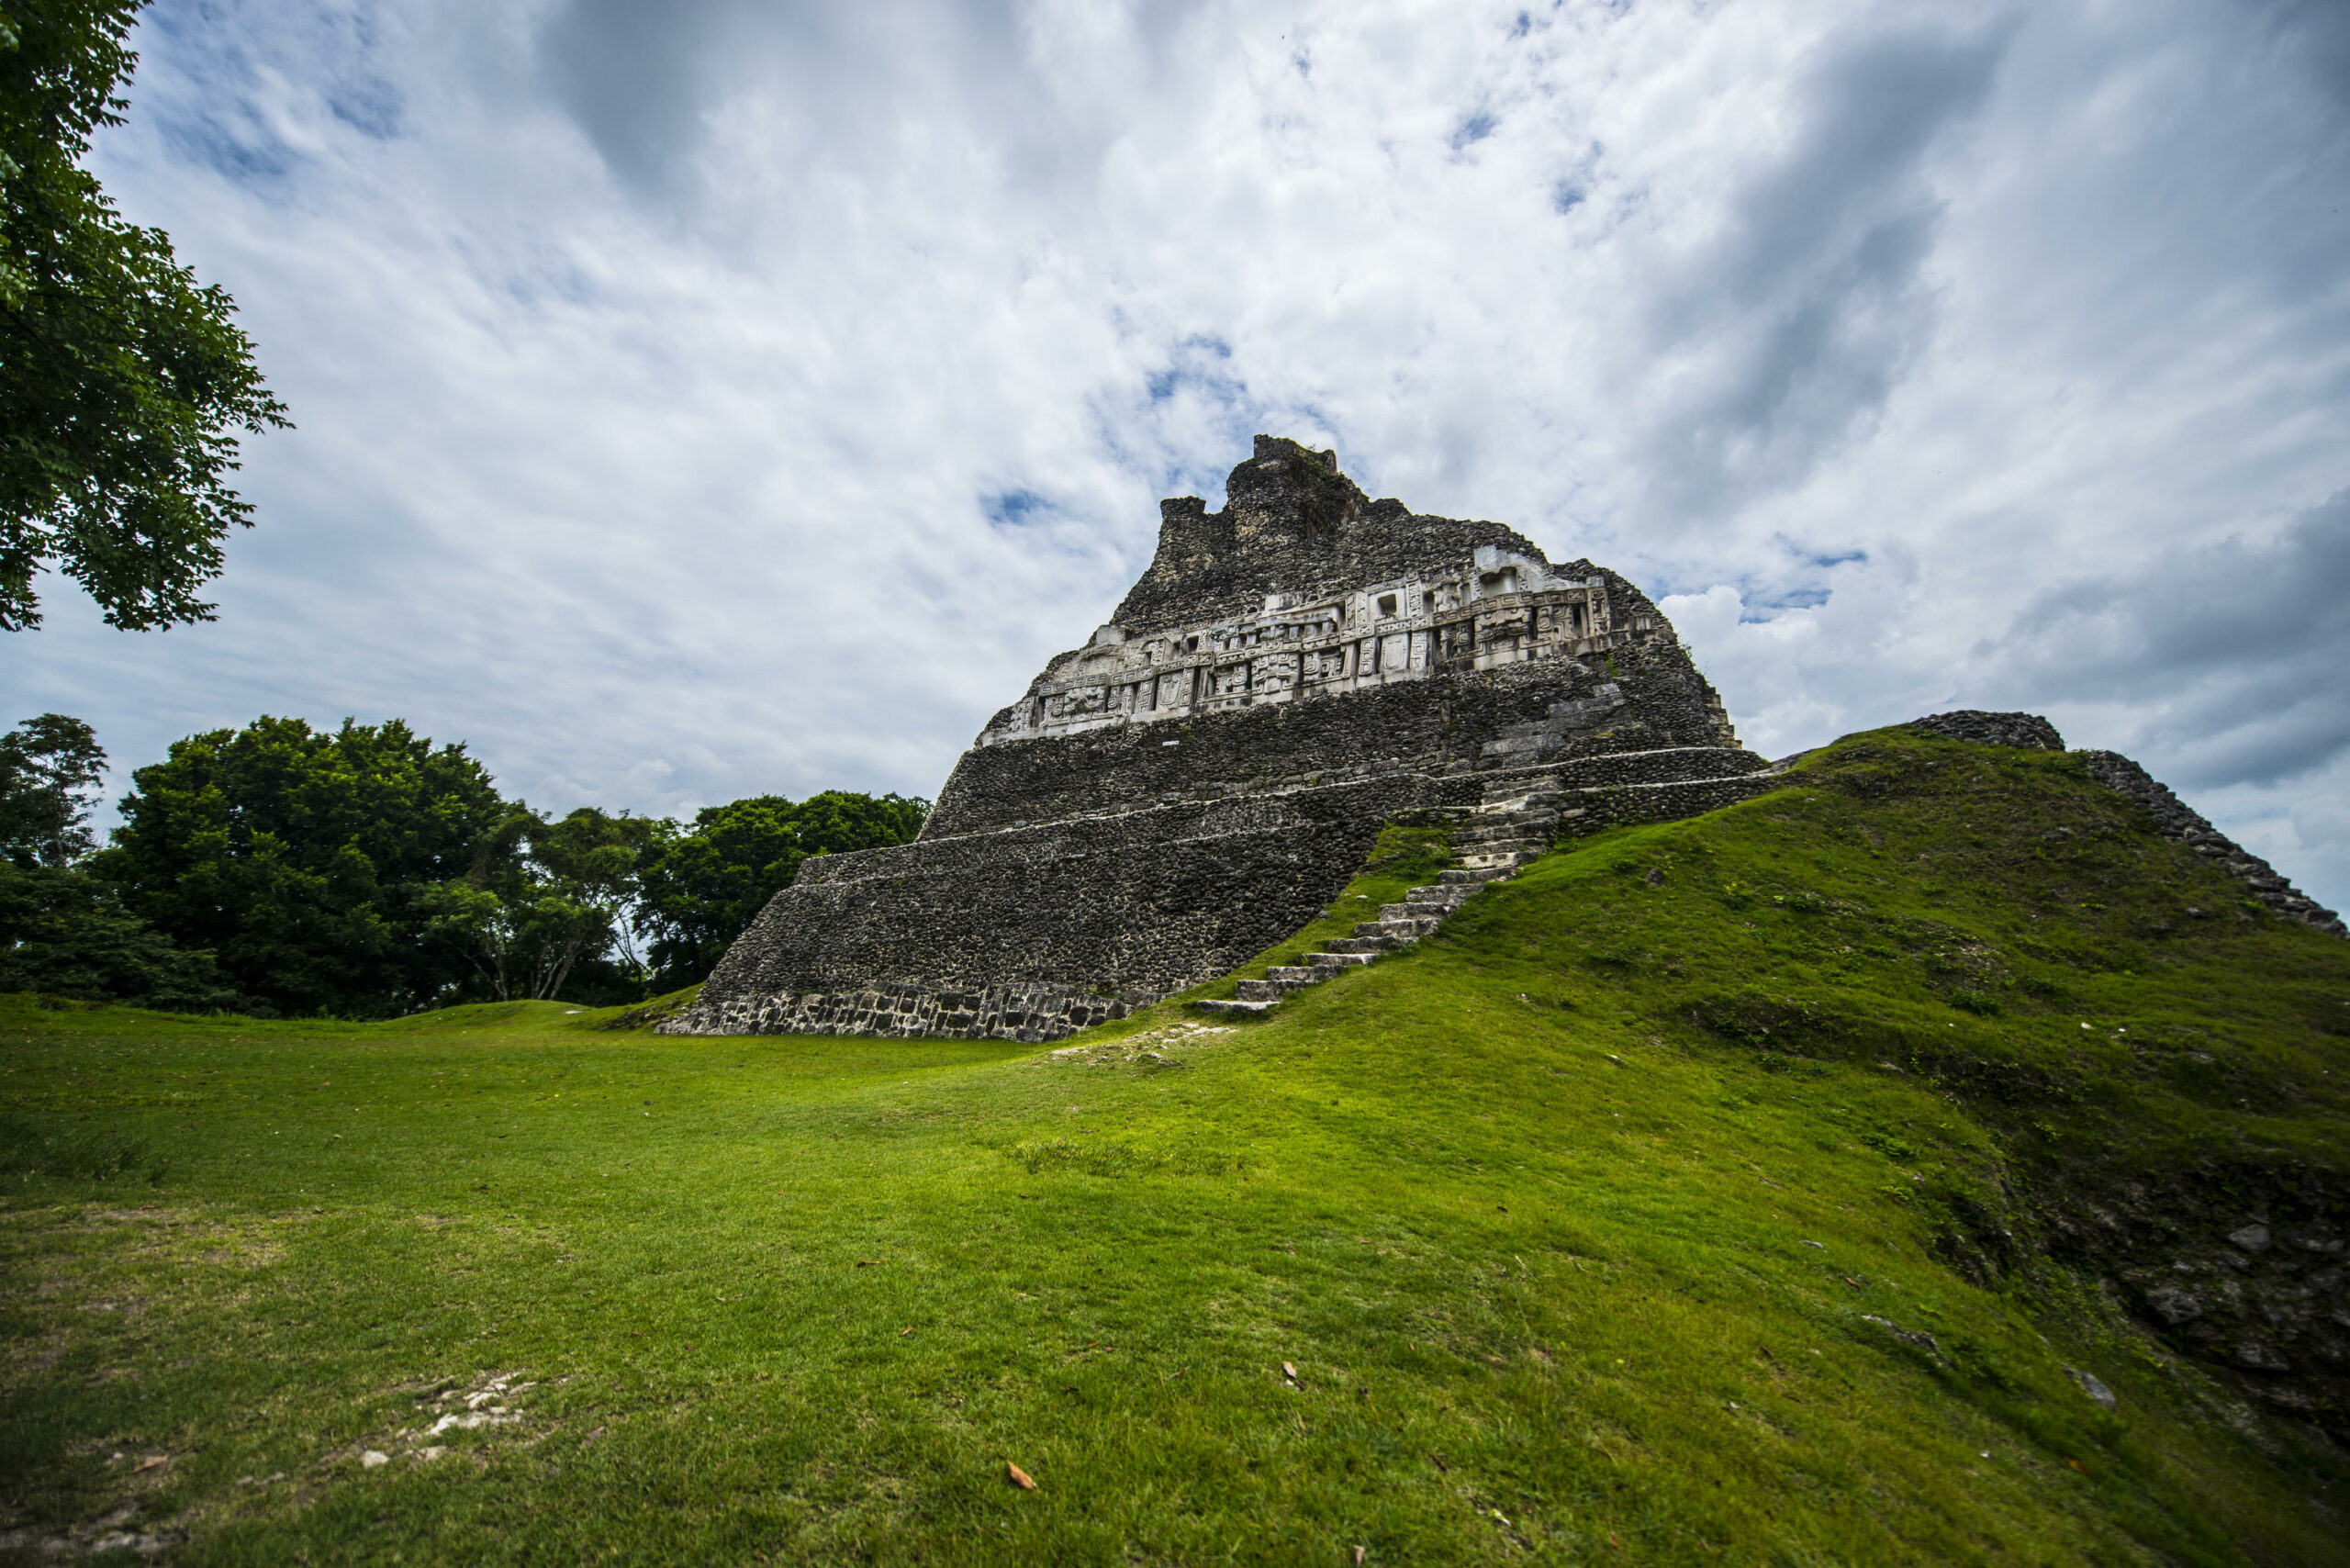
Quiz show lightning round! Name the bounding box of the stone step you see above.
[1304,952,1374,968]
[1457,823,1550,845]
[1438,866,1515,885]
[1382,900,1459,922]
[1236,978,1301,1002]
[1355,917,1438,940]
[1454,846,1534,866]
[1477,793,1564,815]
[1404,885,1474,905]
[1465,808,1558,830]
[1192,997,1274,1014]
[1325,935,1404,954]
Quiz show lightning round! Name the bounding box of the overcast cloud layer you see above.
[6,0,2348,913]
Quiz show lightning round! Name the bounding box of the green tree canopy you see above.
[430,805,666,1003]
[0,710,103,866]
[97,716,510,1015]
[0,710,235,1008]
[0,859,236,1007]
[1,0,290,631]
[636,790,927,990]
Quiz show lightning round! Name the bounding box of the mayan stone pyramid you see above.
[665,436,1776,1041]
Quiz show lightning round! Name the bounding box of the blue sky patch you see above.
[1451,112,1498,151]
[982,489,1055,530]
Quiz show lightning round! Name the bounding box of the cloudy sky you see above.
[8,0,2348,912]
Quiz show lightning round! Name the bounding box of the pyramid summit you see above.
[666,436,1774,1040]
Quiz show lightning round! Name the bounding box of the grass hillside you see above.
[2,727,2345,1564]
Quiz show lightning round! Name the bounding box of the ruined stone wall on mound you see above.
[1555,774,1784,836]
[930,659,1553,838]
[1906,711,2067,751]
[801,774,1432,886]
[672,798,1407,1039]
[927,636,1734,838]
[685,979,1140,1044]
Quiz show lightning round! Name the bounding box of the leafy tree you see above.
[0,710,103,865]
[635,791,927,990]
[97,716,510,1016]
[1,0,290,631]
[0,711,234,1007]
[430,806,665,1003]
[0,861,236,1006]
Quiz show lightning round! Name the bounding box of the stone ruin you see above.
[664,435,1775,1041]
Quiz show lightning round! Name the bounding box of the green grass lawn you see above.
[3,729,2346,1563]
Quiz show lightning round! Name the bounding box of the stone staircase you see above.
[1194,778,1564,1015]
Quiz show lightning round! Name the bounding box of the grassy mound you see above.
[1,727,2344,1563]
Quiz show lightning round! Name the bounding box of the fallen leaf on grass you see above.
[856,1260,881,1268]
[1355,1549,1367,1564]
[1007,1461,1036,1490]
[133,1456,169,1473]
[899,1327,913,1337]
[1281,1361,1300,1383]
[1427,1452,1449,1473]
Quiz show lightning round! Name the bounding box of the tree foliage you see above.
[0,709,102,865]
[13,707,930,1015]
[635,790,929,990]
[430,806,665,1003]
[0,860,236,1006]
[0,709,232,1006]
[98,716,509,1016]
[0,0,290,631]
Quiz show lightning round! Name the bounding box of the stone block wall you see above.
[677,804,1397,1038]
[1557,774,1783,835]
[926,634,1737,838]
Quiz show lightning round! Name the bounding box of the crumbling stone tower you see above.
[666,437,1773,1041]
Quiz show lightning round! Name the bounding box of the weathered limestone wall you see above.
[685,823,1386,1042]
[926,636,1731,838]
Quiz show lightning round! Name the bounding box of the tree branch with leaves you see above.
[1,0,290,631]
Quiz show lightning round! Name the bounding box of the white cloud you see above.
[6,0,2346,916]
